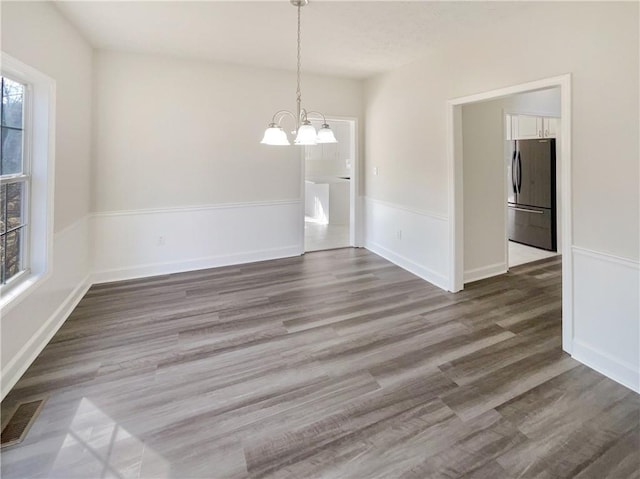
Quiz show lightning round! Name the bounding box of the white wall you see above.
[1,1,93,396]
[92,50,363,280]
[462,99,507,281]
[505,88,561,118]
[364,2,639,390]
[462,88,561,282]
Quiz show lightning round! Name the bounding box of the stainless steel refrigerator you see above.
[508,138,557,251]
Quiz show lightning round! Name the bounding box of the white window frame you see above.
[0,53,56,313]
[1,75,32,291]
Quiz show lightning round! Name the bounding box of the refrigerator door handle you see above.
[508,205,544,214]
[511,149,517,193]
[517,151,522,193]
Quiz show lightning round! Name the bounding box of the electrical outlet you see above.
[157,235,166,246]
[374,167,379,176]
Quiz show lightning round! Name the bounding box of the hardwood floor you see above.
[1,249,638,478]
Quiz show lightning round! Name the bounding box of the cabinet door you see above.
[543,117,558,138]
[505,114,512,140]
[513,115,542,139]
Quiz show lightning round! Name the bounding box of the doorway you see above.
[447,74,573,353]
[303,118,357,252]
[460,88,562,276]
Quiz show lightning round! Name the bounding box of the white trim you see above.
[559,77,573,354]
[446,104,464,292]
[464,262,508,284]
[446,73,573,354]
[572,340,639,393]
[92,245,301,285]
[572,246,639,269]
[349,117,361,247]
[92,199,301,218]
[364,240,449,290]
[0,274,91,400]
[364,196,448,222]
[449,75,572,105]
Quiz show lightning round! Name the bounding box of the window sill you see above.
[0,270,50,316]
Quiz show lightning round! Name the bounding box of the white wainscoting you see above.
[363,197,449,290]
[1,215,91,399]
[92,200,302,284]
[571,246,640,392]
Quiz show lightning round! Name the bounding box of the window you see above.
[1,76,29,290]
[0,53,55,311]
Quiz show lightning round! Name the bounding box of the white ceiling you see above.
[54,1,536,79]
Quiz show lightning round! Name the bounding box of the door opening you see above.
[303,118,357,252]
[447,74,573,354]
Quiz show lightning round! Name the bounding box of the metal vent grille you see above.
[1,398,46,448]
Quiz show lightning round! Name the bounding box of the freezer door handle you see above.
[508,205,544,214]
[517,151,522,193]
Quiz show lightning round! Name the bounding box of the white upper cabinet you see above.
[510,115,558,139]
[543,117,558,138]
[513,115,542,139]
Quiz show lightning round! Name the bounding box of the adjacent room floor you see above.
[304,217,349,252]
[1,249,638,478]
[508,240,558,267]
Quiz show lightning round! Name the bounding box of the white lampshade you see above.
[261,124,290,145]
[294,123,318,145]
[316,123,337,144]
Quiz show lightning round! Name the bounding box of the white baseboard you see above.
[572,339,639,393]
[1,275,92,399]
[92,245,301,284]
[464,262,508,283]
[365,240,449,290]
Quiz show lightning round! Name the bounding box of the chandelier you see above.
[260,0,337,146]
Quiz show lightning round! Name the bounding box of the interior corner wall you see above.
[364,2,639,391]
[1,1,93,396]
[461,99,507,282]
[91,50,364,283]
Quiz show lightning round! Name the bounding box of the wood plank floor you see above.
[1,248,638,478]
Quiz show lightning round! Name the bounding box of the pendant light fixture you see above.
[260,0,337,146]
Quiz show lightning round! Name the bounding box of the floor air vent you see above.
[1,398,47,448]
